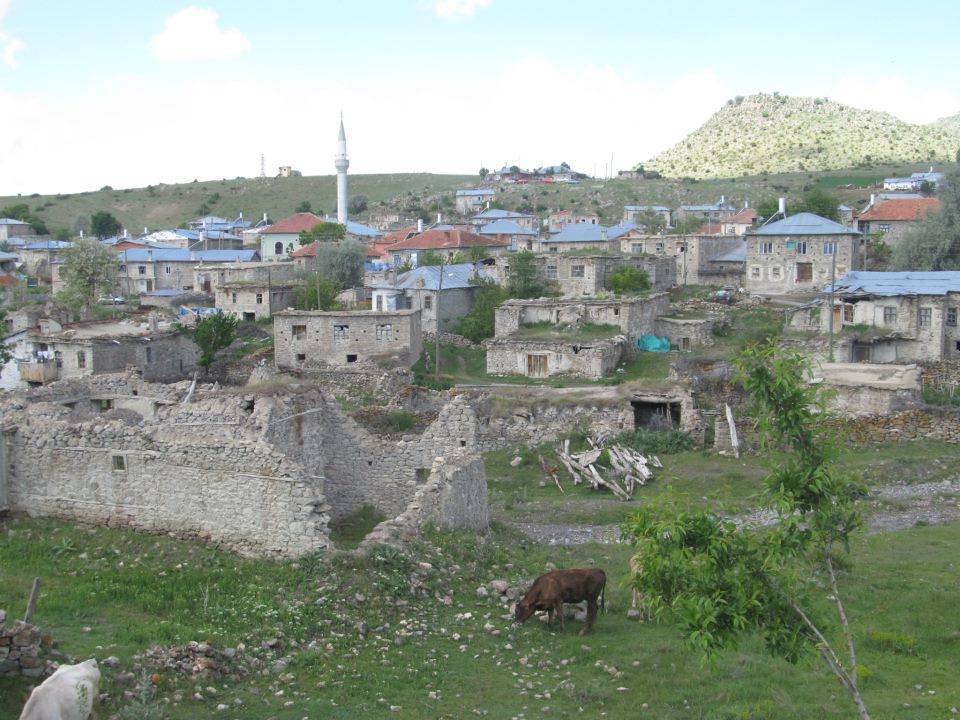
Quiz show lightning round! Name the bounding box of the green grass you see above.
[1,511,959,719]
[922,384,960,406]
[816,174,885,189]
[328,505,388,549]
[512,322,621,342]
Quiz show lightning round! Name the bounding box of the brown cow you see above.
[514,568,606,634]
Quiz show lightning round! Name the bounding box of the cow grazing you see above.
[18,659,100,720]
[514,568,606,634]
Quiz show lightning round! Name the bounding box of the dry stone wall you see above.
[0,613,48,678]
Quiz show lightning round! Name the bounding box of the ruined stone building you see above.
[116,248,259,294]
[534,253,676,295]
[193,260,300,294]
[0,373,488,557]
[618,234,744,286]
[215,281,301,321]
[370,264,492,334]
[485,295,669,379]
[274,308,422,369]
[18,318,198,385]
[789,271,960,363]
[857,197,940,250]
[744,213,861,295]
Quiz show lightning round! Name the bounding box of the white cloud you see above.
[827,74,960,124]
[149,6,250,62]
[0,0,25,68]
[431,0,491,20]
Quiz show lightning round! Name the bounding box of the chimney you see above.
[143,226,148,235]
[239,211,243,220]
[600,228,608,240]
[870,193,876,207]
[262,212,268,223]
[778,197,787,216]
[720,195,725,205]
[417,218,424,233]
[437,213,442,224]
[79,230,84,239]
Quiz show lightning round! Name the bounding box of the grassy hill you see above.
[935,111,960,136]
[0,173,474,236]
[644,93,960,179]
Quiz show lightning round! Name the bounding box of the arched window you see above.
[274,241,283,256]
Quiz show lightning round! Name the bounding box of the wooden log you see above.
[23,577,40,624]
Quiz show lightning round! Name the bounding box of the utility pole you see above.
[434,256,444,383]
[828,241,838,362]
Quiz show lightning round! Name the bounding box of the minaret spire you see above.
[335,113,349,225]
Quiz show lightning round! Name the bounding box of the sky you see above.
[1,0,959,195]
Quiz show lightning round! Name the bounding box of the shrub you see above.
[614,428,694,455]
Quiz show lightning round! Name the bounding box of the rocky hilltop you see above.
[645,93,960,178]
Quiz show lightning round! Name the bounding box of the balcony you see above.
[18,360,60,384]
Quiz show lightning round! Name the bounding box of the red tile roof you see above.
[388,228,509,251]
[859,198,941,222]
[262,212,326,235]
[381,225,420,245]
[293,240,384,260]
[725,208,758,224]
[700,222,722,234]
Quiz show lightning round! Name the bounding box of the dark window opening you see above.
[243,312,256,322]
[459,439,467,447]
[346,354,358,363]
[631,399,681,430]
[112,455,126,471]
[98,398,114,412]
[296,353,306,362]
[415,468,430,484]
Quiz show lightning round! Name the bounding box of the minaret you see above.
[335,114,349,225]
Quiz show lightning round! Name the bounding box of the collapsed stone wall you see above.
[0,612,48,678]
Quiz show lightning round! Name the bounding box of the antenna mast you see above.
[259,153,266,178]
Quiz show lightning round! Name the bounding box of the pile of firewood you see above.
[539,438,661,500]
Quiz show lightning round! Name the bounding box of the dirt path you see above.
[511,478,960,544]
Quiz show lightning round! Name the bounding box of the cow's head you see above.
[513,598,535,625]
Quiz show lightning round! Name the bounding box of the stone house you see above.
[789,271,960,363]
[720,208,759,236]
[259,213,381,261]
[469,208,538,232]
[534,253,677,295]
[702,242,746,286]
[477,219,539,251]
[274,308,423,369]
[534,222,636,253]
[546,210,600,233]
[673,197,737,223]
[745,213,861,295]
[619,234,744,286]
[17,240,73,279]
[18,318,197,385]
[455,188,496,215]
[216,281,301,321]
[371,263,491,334]
[485,335,625,379]
[0,217,35,241]
[117,248,259,294]
[623,205,672,228]
[193,260,299,294]
[857,197,940,250]
[386,228,510,265]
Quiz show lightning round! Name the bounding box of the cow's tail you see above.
[600,572,607,614]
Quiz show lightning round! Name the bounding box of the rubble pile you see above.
[135,641,247,680]
[0,611,53,678]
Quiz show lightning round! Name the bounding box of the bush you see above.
[614,428,694,455]
[609,266,651,295]
[382,410,418,432]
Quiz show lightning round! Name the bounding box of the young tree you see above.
[296,276,341,311]
[186,313,239,370]
[894,166,957,270]
[670,215,705,234]
[506,250,545,298]
[625,345,870,719]
[313,239,365,288]
[348,194,368,214]
[479,167,489,180]
[56,238,118,311]
[0,310,12,365]
[295,201,313,213]
[454,278,508,342]
[798,186,840,221]
[636,210,666,235]
[608,266,650,295]
[90,211,121,239]
[299,222,345,245]
[417,250,444,266]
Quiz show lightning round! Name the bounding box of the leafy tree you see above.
[454,278,508,342]
[1,203,30,221]
[53,227,71,241]
[451,247,489,264]
[506,250,546,298]
[865,236,892,270]
[479,167,489,180]
[295,201,313,213]
[186,313,239,370]
[670,215,705,234]
[418,250,444,266]
[757,197,780,219]
[312,239,365,288]
[798,186,840,221]
[299,222,345,245]
[625,345,870,719]
[0,311,12,365]
[894,166,957,270]
[296,276,341,311]
[608,266,651,295]
[72,215,90,235]
[56,238,117,311]
[348,194,368,214]
[635,210,666,234]
[90,211,121,239]
[918,180,935,196]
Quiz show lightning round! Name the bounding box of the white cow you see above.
[18,659,100,720]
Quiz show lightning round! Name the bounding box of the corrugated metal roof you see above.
[751,212,860,236]
[625,205,670,212]
[0,217,31,225]
[471,208,532,220]
[120,248,258,262]
[479,219,537,236]
[710,241,746,262]
[22,240,73,250]
[375,263,491,291]
[549,222,634,243]
[825,271,960,296]
[455,188,496,197]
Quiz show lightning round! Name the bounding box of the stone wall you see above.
[745,233,859,295]
[654,316,715,351]
[485,337,625,379]
[0,613,47,678]
[216,284,300,321]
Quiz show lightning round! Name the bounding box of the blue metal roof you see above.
[0,217,31,225]
[175,229,241,241]
[22,240,73,250]
[0,251,19,261]
[479,219,537,236]
[456,188,496,197]
[625,205,670,212]
[119,248,258,262]
[710,241,747,262]
[343,219,382,238]
[471,208,532,220]
[375,263,491,291]
[825,271,960,297]
[548,222,637,244]
[751,212,860,236]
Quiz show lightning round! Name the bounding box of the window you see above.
[947,308,957,327]
[750,266,761,279]
[98,398,113,411]
[424,295,433,309]
[296,353,306,362]
[77,351,86,368]
[883,306,897,324]
[145,347,152,363]
[796,241,807,255]
[274,241,283,256]
[292,324,306,338]
[655,242,665,252]
[138,265,146,275]
[231,292,237,303]
[549,246,558,253]
[631,243,644,253]
[376,324,393,342]
[919,307,932,328]
[770,266,782,280]
[546,265,557,280]
[256,293,263,304]
[571,265,585,278]
[346,353,358,363]
[112,455,126,471]
[119,264,126,272]
[759,241,774,254]
[164,265,171,275]
[878,223,891,233]
[823,242,837,255]
[333,324,348,340]
[843,304,854,323]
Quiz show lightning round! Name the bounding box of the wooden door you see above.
[796,263,813,282]
[526,354,548,377]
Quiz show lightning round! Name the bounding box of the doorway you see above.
[796,263,813,282]
[526,354,548,377]
[631,399,681,430]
